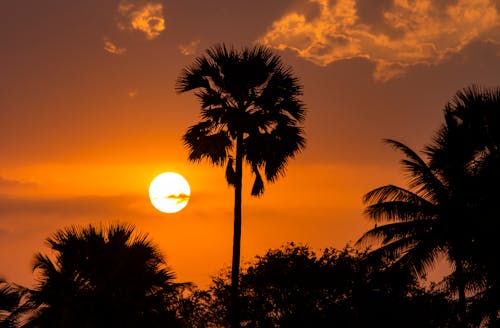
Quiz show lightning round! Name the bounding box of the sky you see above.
[1,0,500,288]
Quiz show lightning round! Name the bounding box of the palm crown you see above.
[176,44,306,195]
[28,224,181,327]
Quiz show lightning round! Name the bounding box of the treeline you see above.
[0,224,452,328]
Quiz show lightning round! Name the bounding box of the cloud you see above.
[166,193,190,205]
[117,1,165,40]
[128,89,139,98]
[0,177,37,192]
[259,0,500,81]
[0,194,146,218]
[103,38,127,55]
[178,40,200,56]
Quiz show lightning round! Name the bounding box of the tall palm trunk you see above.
[230,131,243,328]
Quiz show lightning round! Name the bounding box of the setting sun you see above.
[149,172,191,214]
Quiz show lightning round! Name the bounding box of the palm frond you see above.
[197,89,226,111]
[183,122,232,165]
[363,184,437,222]
[251,165,264,196]
[225,157,237,187]
[365,201,436,223]
[262,77,304,120]
[361,236,416,263]
[384,139,426,166]
[32,253,60,290]
[384,139,447,202]
[393,242,442,279]
[264,126,306,182]
[360,226,442,278]
[0,280,22,311]
[363,184,426,204]
[0,280,28,328]
[243,120,305,184]
[175,59,212,93]
[358,219,434,246]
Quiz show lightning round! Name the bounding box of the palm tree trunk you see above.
[230,131,243,328]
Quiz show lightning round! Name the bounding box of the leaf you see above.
[225,157,237,187]
[251,166,264,196]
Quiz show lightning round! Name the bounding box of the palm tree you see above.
[27,223,184,328]
[358,86,500,327]
[176,43,306,327]
[358,138,471,326]
[428,85,500,326]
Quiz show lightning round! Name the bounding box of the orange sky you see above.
[1,0,500,288]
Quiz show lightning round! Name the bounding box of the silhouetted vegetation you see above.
[176,43,306,327]
[24,224,185,328]
[175,243,454,327]
[0,279,29,328]
[359,85,500,327]
[1,85,499,327]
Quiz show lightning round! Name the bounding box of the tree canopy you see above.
[26,223,184,328]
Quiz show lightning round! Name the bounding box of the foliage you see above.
[187,243,453,328]
[176,43,306,195]
[25,223,185,328]
[0,279,29,328]
[359,85,500,326]
[433,85,500,327]
[177,43,306,327]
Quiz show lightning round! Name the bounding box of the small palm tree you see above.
[27,223,184,328]
[176,43,306,327]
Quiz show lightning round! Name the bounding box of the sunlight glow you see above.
[149,172,190,214]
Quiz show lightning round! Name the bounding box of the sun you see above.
[149,172,191,213]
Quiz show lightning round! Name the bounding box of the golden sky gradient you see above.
[1,0,500,288]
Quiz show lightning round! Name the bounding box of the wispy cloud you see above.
[117,1,166,40]
[178,40,200,56]
[0,177,37,193]
[128,89,139,99]
[166,193,190,205]
[259,0,500,81]
[103,38,127,55]
[0,194,145,218]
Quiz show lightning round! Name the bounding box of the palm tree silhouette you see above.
[358,139,471,325]
[428,85,500,326]
[176,43,306,327]
[358,86,500,327]
[27,223,184,328]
